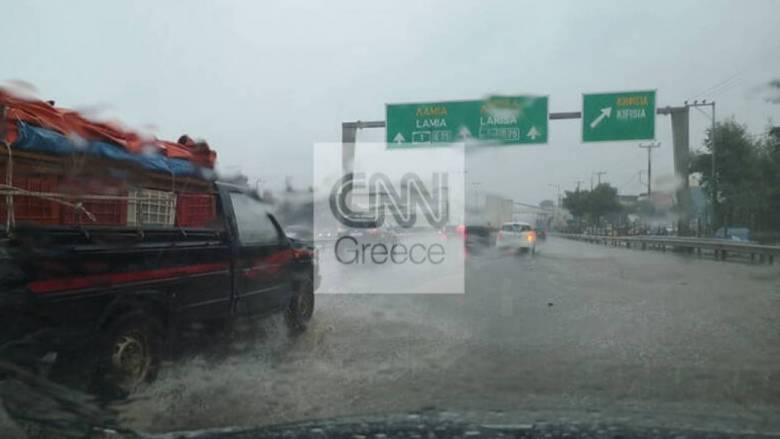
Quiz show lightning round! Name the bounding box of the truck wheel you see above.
[94,311,162,397]
[286,277,315,334]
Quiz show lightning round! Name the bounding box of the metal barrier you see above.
[554,233,780,264]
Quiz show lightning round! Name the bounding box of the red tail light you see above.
[456,224,466,238]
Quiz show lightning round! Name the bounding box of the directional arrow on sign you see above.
[393,132,405,144]
[458,126,472,139]
[527,126,540,140]
[589,107,612,129]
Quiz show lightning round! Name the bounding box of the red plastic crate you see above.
[59,178,128,226]
[61,198,128,226]
[0,175,61,225]
[176,192,217,227]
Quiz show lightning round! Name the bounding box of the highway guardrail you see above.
[554,233,780,264]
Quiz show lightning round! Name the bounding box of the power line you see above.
[709,78,744,99]
[691,72,741,100]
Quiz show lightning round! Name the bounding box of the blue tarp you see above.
[11,122,213,179]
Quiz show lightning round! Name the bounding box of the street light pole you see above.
[638,141,661,200]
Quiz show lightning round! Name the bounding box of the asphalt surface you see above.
[114,236,780,433]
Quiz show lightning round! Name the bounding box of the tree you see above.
[756,127,780,231]
[589,183,622,225]
[562,189,589,221]
[690,118,763,229]
[562,183,621,226]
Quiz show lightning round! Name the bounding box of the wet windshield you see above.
[1,2,780,438]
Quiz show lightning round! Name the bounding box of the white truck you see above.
[483,195,514,229]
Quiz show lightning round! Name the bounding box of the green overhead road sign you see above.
[582,90,655,142]
[386,96,548,148]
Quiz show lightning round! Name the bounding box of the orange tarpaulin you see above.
[0,88,216,168]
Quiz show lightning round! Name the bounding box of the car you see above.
[456,224,495,255]
[315,228,337,244]
[496,221,537,254]
[335,219,399,262]
[337,220,398,246]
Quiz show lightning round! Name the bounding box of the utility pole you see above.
[638,141,661,199]
[685,100,717,231]
[592,171,607,188]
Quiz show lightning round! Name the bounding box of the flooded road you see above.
[118,237,780,433]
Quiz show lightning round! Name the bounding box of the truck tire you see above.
[286,277,314,334]
[93,311,162,398]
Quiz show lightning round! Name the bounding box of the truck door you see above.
[226,191,291,317]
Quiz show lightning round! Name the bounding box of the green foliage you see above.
[589,183,622,219]
[562,189,589,219]
[562,183,622,225]
[690,118,780,231]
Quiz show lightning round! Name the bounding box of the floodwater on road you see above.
[112,238,780,433]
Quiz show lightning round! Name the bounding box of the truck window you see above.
[229,192,280,245]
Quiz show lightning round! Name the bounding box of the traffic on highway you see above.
[1,2,780,438]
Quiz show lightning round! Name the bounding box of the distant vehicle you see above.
[338,220,398,246]
[456,224,494,254]
[496,222,537,254]
[536,228,547,240]
[714,226,751,242]
[315,228,337,247]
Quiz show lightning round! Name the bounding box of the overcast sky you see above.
[4,0,780,204]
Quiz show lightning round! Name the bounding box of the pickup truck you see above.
[0,181,318,395]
